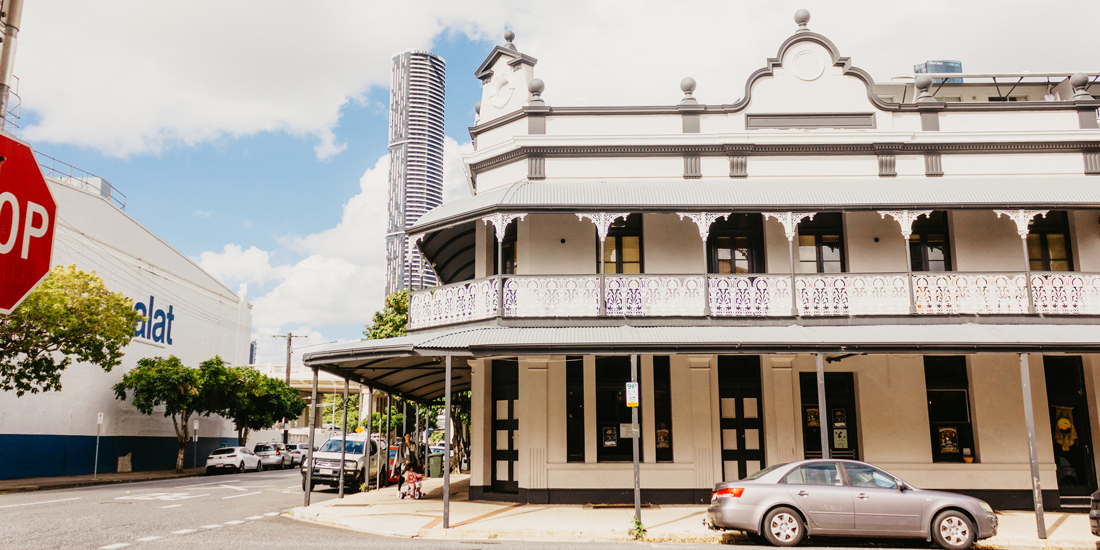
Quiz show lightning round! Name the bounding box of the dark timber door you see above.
[1044,356,1097,496]
[800,372,859,460]
[718,356,765,480]
[491,359,519,493]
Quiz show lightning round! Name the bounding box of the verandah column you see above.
[577,213,629,317]
[482,213,528,318]
[763,212,816,316]
[443,354,453,529]
[879,210,932,314]
[677,212,732,316]
[815,354,829,460]
[996,210,1049,315]
[1018,353,1047,539]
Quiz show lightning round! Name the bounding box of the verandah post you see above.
[816,354,829,460]
[1019,353,1047,539]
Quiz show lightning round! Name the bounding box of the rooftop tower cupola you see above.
[474,30,539,124]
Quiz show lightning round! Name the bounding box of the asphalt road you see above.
[0,469,936,550]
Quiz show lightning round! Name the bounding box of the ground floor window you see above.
[595,356,642,462]
[924,356,975,463]
[653,356,673,463]
[566,356,584,463]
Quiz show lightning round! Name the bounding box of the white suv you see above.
[253,442,292,469]
[287,443,310,466]
[206,447,260,474]
[302,435,386,492]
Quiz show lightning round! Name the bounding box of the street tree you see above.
[363,289,407,340]
[205,358,305,447]
[113,355,217,472]
[1,265,143,396]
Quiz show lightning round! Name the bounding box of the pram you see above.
[400,470,424,499]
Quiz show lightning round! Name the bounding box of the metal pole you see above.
[0,0,24,127]
[443,355,453,528]
[1021,237,1037,314]
[93,422,100,480]
[788,238,799,316]
[497,238,504,318]
[385,393,392,484]
[702,240,711,317]
[403,400,407,438]
[631,354,641,523]
[599,238,607,316]
[305,367,318,507]
[904,237,917,314]
[816,354,830,460]
[193,422,197,472]
[283,334,292,444]
[1019,354,1047,539]
[424,403,430,474]
[339,378,349,498]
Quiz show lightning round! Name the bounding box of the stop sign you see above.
[0,133,56,314]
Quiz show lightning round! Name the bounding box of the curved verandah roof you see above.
[302,324,1100,403]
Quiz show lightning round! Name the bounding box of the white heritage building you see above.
[304,13,1100,515]
[0,155,252,479]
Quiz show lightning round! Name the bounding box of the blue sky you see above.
[14,1,1099,363]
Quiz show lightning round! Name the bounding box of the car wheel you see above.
[932,510,975,550]
[205,467,214,476]
[303,476,315,492]
[238,462,246,474]
[762,507,805,547]
[257,460,263,472]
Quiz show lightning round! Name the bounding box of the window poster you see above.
[656,428,671,449]
[833,429,848,449]
[805,407,820,427]
[832,409,847,428]
[619,423,635,439]
[939,427,960,454]
[602,426,617,447]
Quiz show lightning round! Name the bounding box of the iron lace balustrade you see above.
[503,276,600,317]
[407,278,498,330]
[709,275,792,317]
[604,275,705,316]
[912,272,1029,315]
[1030,273,1100,315]
[796,273,911,316]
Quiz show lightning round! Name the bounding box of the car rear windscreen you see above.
[318,440,365,454]
[211,448,235,455]
[254,444,273,452]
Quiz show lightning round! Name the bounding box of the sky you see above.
[13,1,1100,365]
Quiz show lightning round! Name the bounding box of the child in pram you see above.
[399,458,424,499]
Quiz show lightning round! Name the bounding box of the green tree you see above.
[363,289,408,340]
[1,265,143,396]
[113,355,218,472]
[320,393,360,433]
[204,359,305,447]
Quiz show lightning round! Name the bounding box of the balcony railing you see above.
[407,272,1100,330]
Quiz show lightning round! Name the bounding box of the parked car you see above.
[206,446,261,474]
[302,434,386,492]
[1090,490,1100,536]
[287,442,310,466]
[253,442,292,469]
[706,459,997,549]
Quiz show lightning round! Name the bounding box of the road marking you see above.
[200,524,222,529]
[285,485,299,489]
[218,484,247,491]
[99,544,129,549]
[160,504,182,509]
[0,497,81,509]
[170,529,196,534]
[135,537,161,542]
[264,512,279,516]
[224,520,245,525]
[176,480,240,488]
[221,491,262,500]
[115,493,208,501]
[245,516,263,520]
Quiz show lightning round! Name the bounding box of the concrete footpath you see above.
[0,468,203,494]
[290,474,1098,547]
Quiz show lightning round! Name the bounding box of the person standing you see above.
[395,432,411,494]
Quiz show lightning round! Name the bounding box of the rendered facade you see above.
[1,165,253,479]
[386,50,446,295]
[305,14,1100,519]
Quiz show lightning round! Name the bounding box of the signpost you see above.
[94,413,103,480]
[627,358,641,525]
[193,420,198,472]
[0,133,57,314]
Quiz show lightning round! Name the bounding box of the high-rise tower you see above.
[386,50,445,295]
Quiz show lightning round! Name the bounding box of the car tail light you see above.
[276,450,281,455]
[712,487,745,500]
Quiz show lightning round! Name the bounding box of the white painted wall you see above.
[939,111,1080,133]
[951,210,1027,271]
[1070,210,1100,272]
[846,211,907,273]
[475,159,527,192]
[545,115,682,135]
[519,214,596,275]
[643,214,704,274]
[940,153,1082,176]
[545,156,682,180]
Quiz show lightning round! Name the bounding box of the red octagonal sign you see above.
[0,133,56,315]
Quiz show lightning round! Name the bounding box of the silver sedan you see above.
[706,459,997,549]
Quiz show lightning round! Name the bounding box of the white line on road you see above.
[160,504,182,509]
[221,491,262,500]
[0,497,81,509]
[224,520,245,525]
[175,480,241,488]
[170,529,196,535]
[99,544,129,549]
[245,516,263,520]
[200,524,223,529]
[218,484,247,491]
[264,512,279,516]
[135,537,161,542]
[285,485,299,489]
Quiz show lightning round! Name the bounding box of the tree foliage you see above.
[363,289,407,340]
[203,358,305,447]
[113,355,213,472]
[1,265,143,396]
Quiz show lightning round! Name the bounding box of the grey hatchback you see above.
[706,459,997,549]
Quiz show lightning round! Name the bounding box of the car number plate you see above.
[319,468,333,475]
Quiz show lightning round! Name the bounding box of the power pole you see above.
[0,0,24,128]
[274,333,308,444]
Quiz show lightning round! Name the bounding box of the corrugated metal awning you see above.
[303,324,1100,401]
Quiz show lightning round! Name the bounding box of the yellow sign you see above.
[355,426,364,433]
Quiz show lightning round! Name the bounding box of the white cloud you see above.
[193,210,212,218]
[195,244,284,288]
[251,325,347,366]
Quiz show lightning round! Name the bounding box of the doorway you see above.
[800,372,859,460]
[1044,356,1097,496]
[718,356,764,480]
[491,359,519,493]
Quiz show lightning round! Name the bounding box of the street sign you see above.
[0,133,56,314]
[97,413,103,425]
[625,382,639,407]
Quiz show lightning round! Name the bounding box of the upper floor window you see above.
[910,211,951,272]
[798,213,845,274]
[492,221,518,275]
[598,213,643,274]
[1028,211,1073,272]
[707,214,765,274]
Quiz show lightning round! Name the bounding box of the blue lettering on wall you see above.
[132,296,174,345]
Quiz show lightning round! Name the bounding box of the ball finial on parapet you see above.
[475,101,481,115]
[1071,72,1093,100]
[680,77,698,105]
[504,30,516,50]
[794,9,810,31]
[914,74,936,103]
[528,78,545,106]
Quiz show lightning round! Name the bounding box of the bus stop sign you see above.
[0,133,56,314]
